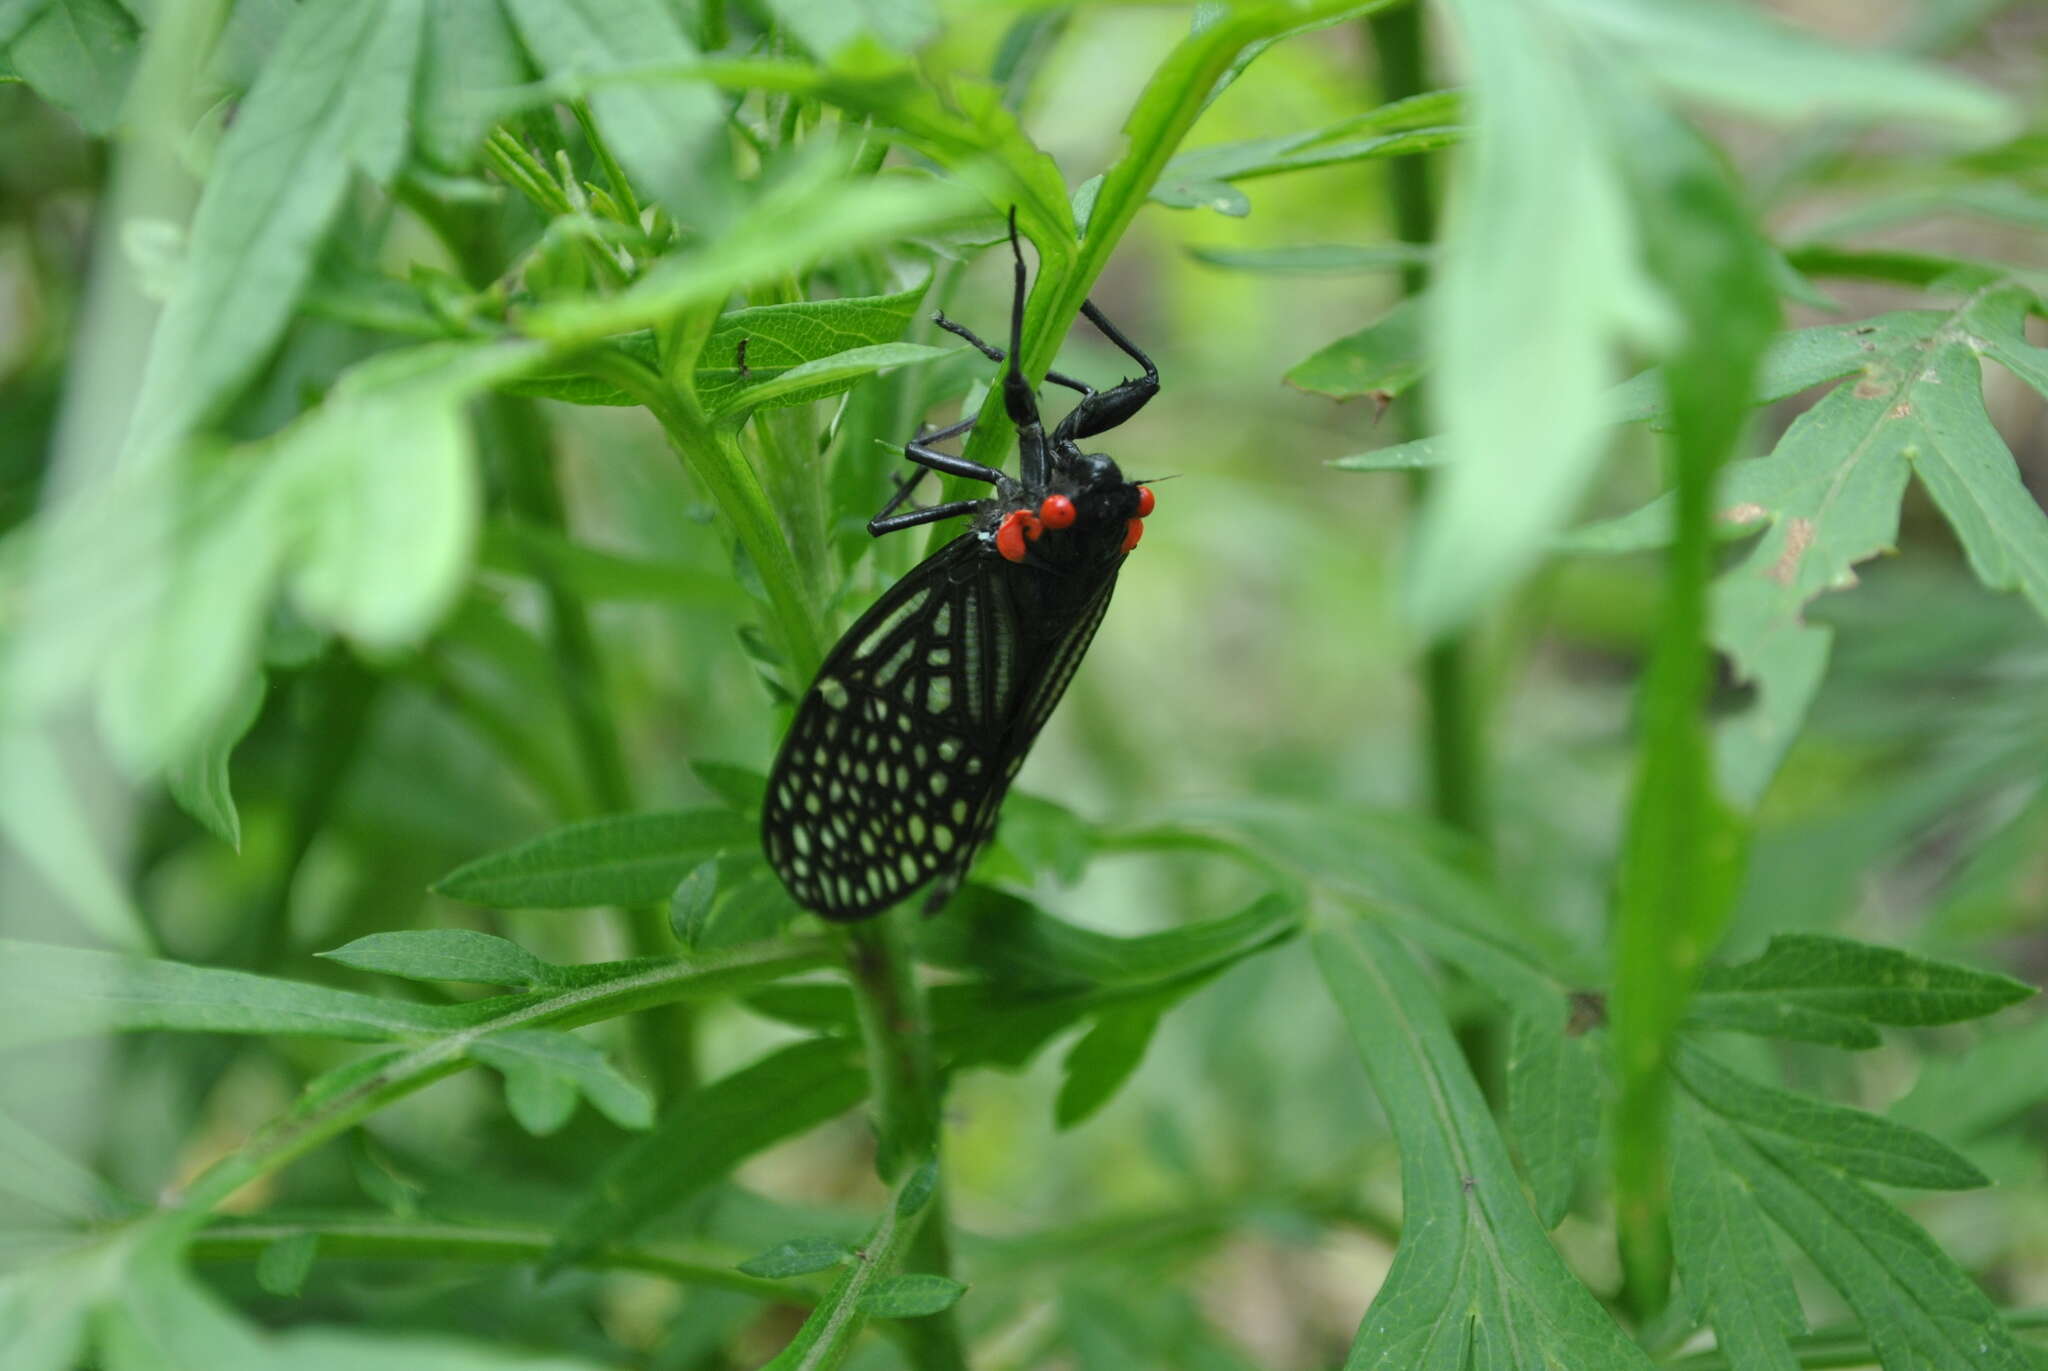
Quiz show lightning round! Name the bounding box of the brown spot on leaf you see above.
[1769,517,1816,586]
[1369,391,1393,424]
[1888,403,1911,420]
[1567,991,1607,1036]
[1718,502,1768,525]
[1854,378,1887,398]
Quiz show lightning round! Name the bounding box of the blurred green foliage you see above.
[2,1,2047,1368]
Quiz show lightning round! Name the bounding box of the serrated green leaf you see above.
[1188,243,1431,275]
[1312,918,1654,1369]
[551,1039,866,1268]
[4,0,137,136]
[1055,1003,1161,1130]
[0,938,466,1046]
[1675,1046,1986,1190]
[126,0,425,460]
[1286,294,1426,402]
[317,930,560,990]
[1906,340,2048,621]
[1705,1113,2030,1371]
[1506,1006,1600,1228]
[692,274,931,411]
[1669,1103,1804,1371]
[1689,934,2034,1046]
[858,1273,966,1319]
[254,1233,319,1298]
[435,808,756,908]
[502,0,731,225]
[737,1237,855,1279]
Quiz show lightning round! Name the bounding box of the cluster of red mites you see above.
[995,486,1155,564]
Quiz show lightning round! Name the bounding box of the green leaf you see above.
[737,1238,855,1280]
[1055,1003,1161,1130]
[0,938,465,1047]
[502,0,731,224]
[1669,1104,1804,1371]
[895,1157,937,1218]
[1187,243,1431,275]
[761,0,937,59]
[550,1039,866,1268]
[317,930,561,990]
[280,343,523,652]
[1312,918,1653,1369]
[0,1108,131,1223]
[435,808,755,908]
[472,1028,655,1132]
[0,729,153,950]
[1285,294,1426,401]
[1906,339,2048,622]
[1402,0,1668,636]
[163,673,264,849]
[126,0,426,459]
[1674,1046,1986,1190]
[3,0,137,135]
[668,858,722,949]
[691,760,768,813]
[414,0,530,171]
[691,274,932,413]
[254,1233,319,1298]
[1505,1005,1600,1228]
[1703,1113,2031,1371]
[479,521,751,610]
[857,1273,966,1319]
[1688,934,2035,1047]
[757,1159,942,1370]
[1156,98,1460,213]
[1562,0,2016,136]
[708,342,952,422]
[522,160,978,346]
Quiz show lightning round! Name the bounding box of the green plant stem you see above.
[1367,3,1488,855]
[843,912,966,1371]
[191,1219,799,1301]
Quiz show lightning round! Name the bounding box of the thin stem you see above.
[191,1219,798,1301]
[844,912,966,1371]
[1367,3,1488,854]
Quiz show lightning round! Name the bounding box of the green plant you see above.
[3,1,2046,1368]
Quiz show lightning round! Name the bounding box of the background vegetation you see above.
[2,1,2046,1368]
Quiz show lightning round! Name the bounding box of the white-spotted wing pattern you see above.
[762,536,1121,921]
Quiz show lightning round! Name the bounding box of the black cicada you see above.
[761,212,1159,922]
